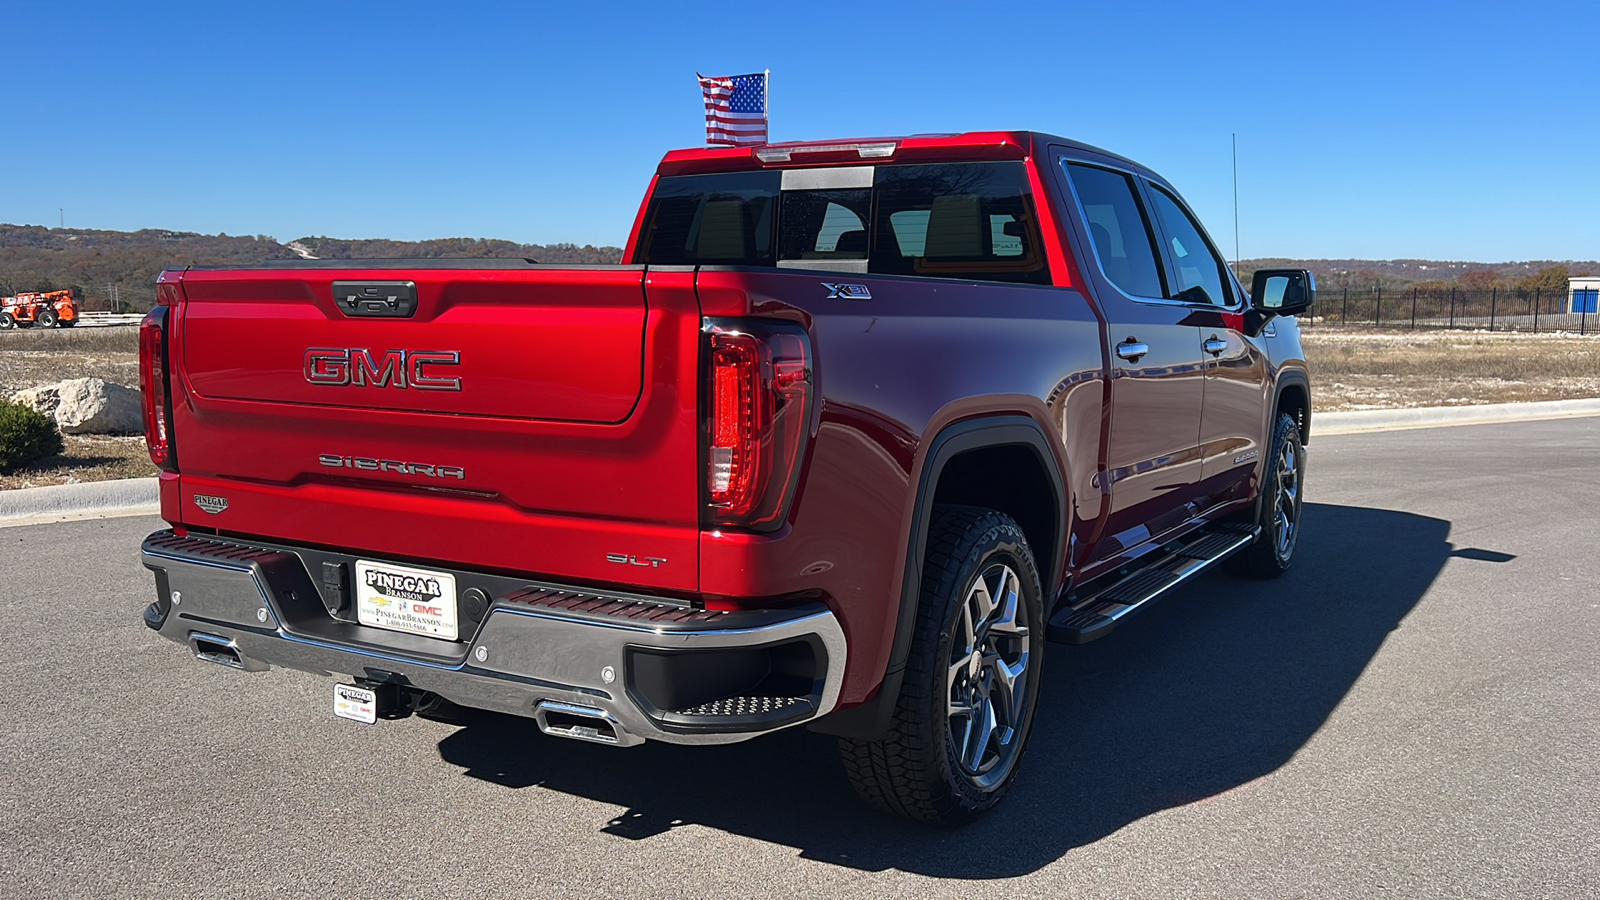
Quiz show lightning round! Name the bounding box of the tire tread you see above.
[838,504,1040,824]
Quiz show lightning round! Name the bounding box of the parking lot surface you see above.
[2,418,1597,899]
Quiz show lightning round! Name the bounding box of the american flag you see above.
[698,71,768,146]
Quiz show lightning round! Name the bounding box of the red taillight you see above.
[704,319,813,531]
[139,307,176,472]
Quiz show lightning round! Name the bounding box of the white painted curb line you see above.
[0,477,159,528]
[1317,398,1600,435]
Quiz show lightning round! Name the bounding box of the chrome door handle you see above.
[1203,336,1228,356]
[1115,339,1149,362]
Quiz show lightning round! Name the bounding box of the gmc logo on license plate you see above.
[304,348,462,391]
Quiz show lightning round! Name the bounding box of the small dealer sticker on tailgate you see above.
[355,560,458,641]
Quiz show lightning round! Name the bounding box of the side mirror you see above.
[1250,269,1316,316]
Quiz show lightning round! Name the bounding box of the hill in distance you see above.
[1,222,1593,312]
[0,224,624,311]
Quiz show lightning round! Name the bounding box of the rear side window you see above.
[870,163,1049,284]
[633,162,1050,284]
[1063,162,1165,299]
[633,171,779,265]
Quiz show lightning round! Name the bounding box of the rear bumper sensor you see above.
[140,530,846,746]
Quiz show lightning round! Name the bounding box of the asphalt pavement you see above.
[2,418,1597,899]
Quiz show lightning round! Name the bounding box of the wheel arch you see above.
[1275,369,1311,444]
[811,413,1068,740]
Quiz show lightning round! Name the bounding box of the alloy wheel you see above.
[946,561,1032,789]
[1274,440,1300,559]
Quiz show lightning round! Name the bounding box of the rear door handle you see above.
[1203,336,1228,356]
[1115,339,1149,362]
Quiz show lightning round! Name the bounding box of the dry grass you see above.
[1303,328,1600,411]
[0,326,152,487]
[0,434,156,489]
[0,326,140,396]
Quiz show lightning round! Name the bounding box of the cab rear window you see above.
[633,171,779,266]
[633,162,1049,284]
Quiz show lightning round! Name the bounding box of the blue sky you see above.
[3,1,1597,261]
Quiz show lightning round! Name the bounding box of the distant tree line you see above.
[1235,258,1595,297]
[0,223,624,312]
[2,221,1589,313]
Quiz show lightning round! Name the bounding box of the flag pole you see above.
[764,69,771,143]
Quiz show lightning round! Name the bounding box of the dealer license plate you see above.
[354,560,458,640]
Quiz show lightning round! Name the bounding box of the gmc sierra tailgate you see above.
[169,263,702,592]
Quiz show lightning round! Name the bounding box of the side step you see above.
[1047,524,1259,644]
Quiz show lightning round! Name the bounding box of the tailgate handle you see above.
[332,281,418,318]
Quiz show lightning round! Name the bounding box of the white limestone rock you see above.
[11,377,144,435]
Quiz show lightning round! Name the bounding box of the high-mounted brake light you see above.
[754,142,897,163]
[704,319,813,531]
[139,307,177,472]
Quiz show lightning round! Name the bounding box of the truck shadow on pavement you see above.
[437,502,1464,877]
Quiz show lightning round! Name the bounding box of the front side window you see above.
[1063,162,1165,298]
[1148,186,1232,307]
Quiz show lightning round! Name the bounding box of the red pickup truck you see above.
[138,131,1313,824]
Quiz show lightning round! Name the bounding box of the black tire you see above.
[60,318,76,327]
[36,309,58,328]
[839,504,1044,824]
[1227,412,1305,578]
[0,313,13,330]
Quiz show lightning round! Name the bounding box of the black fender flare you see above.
[1252,370,1313,524]
[1274,369,1312,443]
[810,415,1067,740]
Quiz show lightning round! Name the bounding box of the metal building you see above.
[1572,277,1600,314]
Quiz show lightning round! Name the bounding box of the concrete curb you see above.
[1317,398,1600,436]
[0,477,159,528]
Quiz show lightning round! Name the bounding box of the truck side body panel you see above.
[693,267,1105,704]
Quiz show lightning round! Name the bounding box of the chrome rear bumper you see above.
[140,531,845,747]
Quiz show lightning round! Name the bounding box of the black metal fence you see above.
[1306,286,1597,333]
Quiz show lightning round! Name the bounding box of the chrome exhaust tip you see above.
[534,700,641,747]
[188,632,269,673]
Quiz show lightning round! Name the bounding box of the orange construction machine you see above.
[0,290,79,329]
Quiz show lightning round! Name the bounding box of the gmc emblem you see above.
[304,348,462,391]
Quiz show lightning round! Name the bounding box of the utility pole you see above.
[1231,133,1240,269]
[59,209,64,229]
